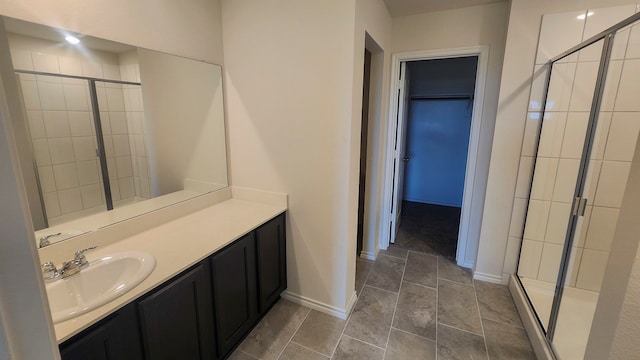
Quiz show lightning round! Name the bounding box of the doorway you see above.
[396,57,477,257]
[356,49,372,257]
[383,47,488,266]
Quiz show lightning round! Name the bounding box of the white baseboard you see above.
[473,271,507,284]
[360,251,376,261]
[281,290,357,320]
[509,275,555,360]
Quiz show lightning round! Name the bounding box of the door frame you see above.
[381,46,489,268]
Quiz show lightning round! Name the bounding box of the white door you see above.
[390,62,410,243]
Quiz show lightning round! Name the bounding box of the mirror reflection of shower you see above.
[16,70,149,229]
[8,25,152,230]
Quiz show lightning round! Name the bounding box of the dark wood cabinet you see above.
[210,233,258,358]
[58,212,286,360]
[137,261,215,360]
[256,213,287,314]
[60,303,142,360]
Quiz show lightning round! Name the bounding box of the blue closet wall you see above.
[403,57,477,207]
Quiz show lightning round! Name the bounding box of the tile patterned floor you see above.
[228,251,537,360]
[393,201,462,258]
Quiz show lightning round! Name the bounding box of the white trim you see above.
[359,251,376,261]
[509,276,556,360]
[473,271,506,284]
[381,46,490,270]
[281,290,358,320]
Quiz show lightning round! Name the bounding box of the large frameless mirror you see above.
[3,16,227,247]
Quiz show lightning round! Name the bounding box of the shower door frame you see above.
[16,69,142,223]
[515,10,640,351]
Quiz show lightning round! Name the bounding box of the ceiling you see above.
[383,0,506,17]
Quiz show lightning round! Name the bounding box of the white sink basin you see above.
[46,251,156,323]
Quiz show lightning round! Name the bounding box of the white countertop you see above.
[53,197,287,343]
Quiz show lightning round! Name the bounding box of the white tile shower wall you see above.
[120,60,150,200]
[513,4,640,293]
[17,73,105,224]
[97,82,137,203]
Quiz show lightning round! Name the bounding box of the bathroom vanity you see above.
[44,193,287,360]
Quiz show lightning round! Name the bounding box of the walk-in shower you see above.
[515,9,640,360]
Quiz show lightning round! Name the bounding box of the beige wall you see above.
[391,2,509,270]
[585,129,640,359]
[222,0,391,314]
[477,0,640,282]
[609,249,640,359]
[0,1,225,358]
[354,0,393,263]
[137,49,226,195]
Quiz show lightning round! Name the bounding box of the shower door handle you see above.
[572,197,588,216]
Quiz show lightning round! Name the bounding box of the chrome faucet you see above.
[39,233,62,248]
[41,246,98,281]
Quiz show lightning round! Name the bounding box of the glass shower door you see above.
[517,12,640,358]
[94,80,149,208]
[517,39,605,334]
[552,23,640,359]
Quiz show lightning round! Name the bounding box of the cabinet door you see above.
[137,261,215,360]
[60,303,142,360]
[211,233,258,357]
[256,213,287,314]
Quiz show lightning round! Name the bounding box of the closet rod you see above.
[410,94,473,100]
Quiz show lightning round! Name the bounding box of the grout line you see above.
[274,307,311,360]
[289,340,331,359]
[437,322,486,338]
[378,250,408,260]
[236,349,259,360]
[403,279,437,291]
[391,326,436,342]
[383,254,406,359]
[472,279,491,360]
[341,334,387,351]
[437,277,474,288]
[362,284,400,295]
[480,316,526,330]
[330,258,375,358]
[330,312,351,358]
[356,260,374,296]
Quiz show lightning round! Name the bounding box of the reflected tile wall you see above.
[10,38,150,223]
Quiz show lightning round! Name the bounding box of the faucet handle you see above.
[41,262,60,282]
[75,246,98,257]
[74,246,97,268]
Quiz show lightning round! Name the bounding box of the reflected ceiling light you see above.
[577,12,594,20]
[65,35,80,44]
